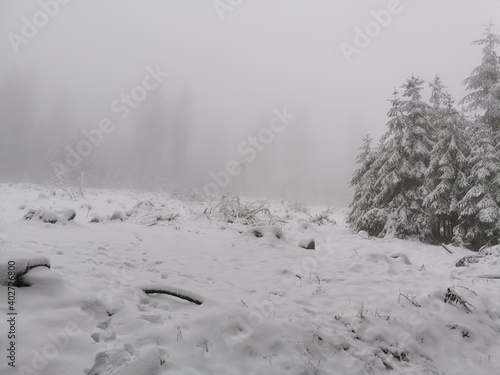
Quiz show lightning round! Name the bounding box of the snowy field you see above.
[1,183,499,375]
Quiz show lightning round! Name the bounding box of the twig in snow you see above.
[441,243,453,254]
[477,274,500,279]
[398,289,421,307]
[444,287,474,313]
[50,180,77,200]
[454,285,478,296]
[357,303,368,319]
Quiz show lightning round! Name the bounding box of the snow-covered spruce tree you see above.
[371,76,435,239]
[460,23,500,133]
[454,23,500,249]
[456,121,500,249]
[348,134,384,235]
[423,88,470,243]
[429,75,448,111]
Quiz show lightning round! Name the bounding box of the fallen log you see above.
[1,257,51,287]
[140,284,204,305]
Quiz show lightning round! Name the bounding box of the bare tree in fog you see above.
[133,86,170,188]
[30,94,76,182]
[169,89,192,184]
[0,68,36,181]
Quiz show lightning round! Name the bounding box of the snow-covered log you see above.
[140,284,204,305]
[0,256,51,287]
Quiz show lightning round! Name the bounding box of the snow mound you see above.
[23,207,61,224]
[298,238,315,250]
[358,230,369,239]
[243,225,285,240]
[110,210,127,221]
[389,252,413,265]
[454,245,500,279]
[479,245,500,257]
[126,200,182,226]
[58,208,76,221]
[22,207,75,225]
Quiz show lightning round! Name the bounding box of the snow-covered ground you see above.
[0,183,499,375]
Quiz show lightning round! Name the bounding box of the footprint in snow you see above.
[139,314,169,325]
[86,344,138,375]
[91,330,117,343]
[303,307,317,317]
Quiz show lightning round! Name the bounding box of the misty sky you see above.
[1,0,500,205]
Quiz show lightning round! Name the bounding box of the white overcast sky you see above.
[1,0,500,204]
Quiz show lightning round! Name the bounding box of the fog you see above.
[1,0,499,205]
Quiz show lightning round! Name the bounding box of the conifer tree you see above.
[456,23,500,248]
[373,76,434,238]
[424,91,469,242]
[461,23,500,132]
[348,26,500,249]
[429,75,448,111]
[456,121,500,248]
[348,134,381,233]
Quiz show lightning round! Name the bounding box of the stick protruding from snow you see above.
[441,243,453,254]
